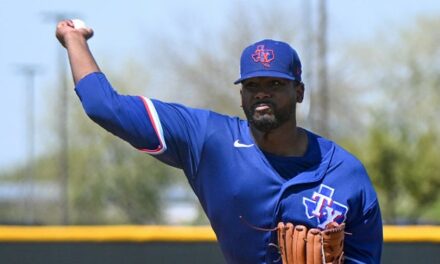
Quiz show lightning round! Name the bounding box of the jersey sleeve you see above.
[148,99,210,177]
[341,161,383,264]
[344,199,383,264]
[74,72,210,177]
[329,149,383,264]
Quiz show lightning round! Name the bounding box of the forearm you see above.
[56,20,161,152]
[56,19,100,85]
[64,32,100,85]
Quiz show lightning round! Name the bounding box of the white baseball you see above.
[72,19,87,29]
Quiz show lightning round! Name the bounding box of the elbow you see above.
[83,101,106,120]
[82,99,119,128]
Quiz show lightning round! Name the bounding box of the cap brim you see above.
[233,71,296,85]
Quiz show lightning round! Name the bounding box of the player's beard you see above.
[243,100,295,133]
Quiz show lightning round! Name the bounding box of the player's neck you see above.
[251,123,308,157]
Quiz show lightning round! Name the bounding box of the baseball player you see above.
[56,19,382,264]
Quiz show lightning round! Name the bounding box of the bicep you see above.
[75,73,163,152]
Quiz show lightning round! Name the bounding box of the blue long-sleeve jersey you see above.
[75,72,383,264]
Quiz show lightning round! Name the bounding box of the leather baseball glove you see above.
[277,222,345,264]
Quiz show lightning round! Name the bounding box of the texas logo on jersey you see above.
[251,45,275,67]
[303,184,348,229]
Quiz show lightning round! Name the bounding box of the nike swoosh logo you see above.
[233,140,254,148]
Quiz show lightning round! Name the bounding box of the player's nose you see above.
[254,88,273,100]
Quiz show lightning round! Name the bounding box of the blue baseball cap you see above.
[234,39,302,84]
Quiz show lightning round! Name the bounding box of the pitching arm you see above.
[56,19,100,85]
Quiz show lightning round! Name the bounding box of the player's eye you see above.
[243,82,259,91]
[271,80,284,89]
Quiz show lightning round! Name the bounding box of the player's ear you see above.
[296,82,304,103]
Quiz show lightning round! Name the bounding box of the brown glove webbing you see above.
[321,223,345,263]
[277,222,345,264]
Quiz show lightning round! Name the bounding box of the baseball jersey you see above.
[75,72,383,264]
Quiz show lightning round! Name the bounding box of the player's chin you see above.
[252,112,274,121]
[250,115,279,132]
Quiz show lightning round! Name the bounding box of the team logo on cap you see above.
[252,45,275,67]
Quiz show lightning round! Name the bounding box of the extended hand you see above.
[56,19,94,48]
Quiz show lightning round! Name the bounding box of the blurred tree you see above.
[345,122,440,224]
[147,3,374,141]
[343,120,410,224]
[66,60,176,224]
[342,16,440,224]
[147,2,302,116]
[2,7,439,226]
[401,129,440,222]
[0,60,177,225]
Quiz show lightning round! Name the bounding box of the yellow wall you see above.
[0,225,439,243]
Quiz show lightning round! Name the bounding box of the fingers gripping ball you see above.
[70,19,94,40]
[72,19,87,29]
